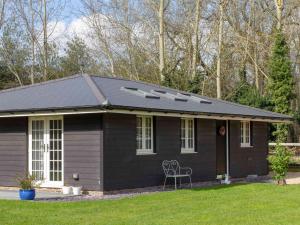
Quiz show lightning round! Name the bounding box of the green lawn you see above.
[1,183,300,225]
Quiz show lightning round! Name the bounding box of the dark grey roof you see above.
[0,74,292,121]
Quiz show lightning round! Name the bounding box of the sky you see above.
[48,0,92,53]
[61,0,84,23]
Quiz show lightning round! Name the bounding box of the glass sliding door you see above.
[29,117,64,187]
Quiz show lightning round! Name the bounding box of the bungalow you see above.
[0,74,291,193]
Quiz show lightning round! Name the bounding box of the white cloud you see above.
[46,14,111,54]
[45,16,93,54]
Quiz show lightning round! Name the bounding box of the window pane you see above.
[181,118,194,151]
[136,117,143,149]
[240,122,244,144]
[136,116,152,151]
[181,119,186,148]
[245,122,250,144]
[241,121,250,145]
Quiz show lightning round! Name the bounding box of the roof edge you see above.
[82,74,109,105]
[0,74,83,94]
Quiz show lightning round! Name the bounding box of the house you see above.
[0,74,291,193]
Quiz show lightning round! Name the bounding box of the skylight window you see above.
[151,90,187,102]
[121,87,160,99]
[177,93,212,104]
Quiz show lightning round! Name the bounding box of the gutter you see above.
[0,104,292,123]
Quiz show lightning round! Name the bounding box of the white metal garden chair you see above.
[162,160,192,190]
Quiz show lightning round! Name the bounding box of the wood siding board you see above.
[64,114,102,191]
[102,114,217,191]
[0,117,27,187]
[229,121,268,178]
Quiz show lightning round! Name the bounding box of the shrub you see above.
[16,173,38,190]
[268,143,292,185]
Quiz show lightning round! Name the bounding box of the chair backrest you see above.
[162,160,180,176]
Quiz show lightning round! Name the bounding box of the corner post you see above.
[225,120,231,184]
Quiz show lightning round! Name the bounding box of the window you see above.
[240,121,251,147]
[181,118,195,153]
[136,116,153,154]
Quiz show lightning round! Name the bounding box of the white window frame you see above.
[240,121,251,148]
[181,118,195,153]
[136,115,154,155]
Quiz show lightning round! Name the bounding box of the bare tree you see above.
[0,0,5,30]
[274,0,284,29]
[191,0,202,79]
[42,0,48,80]
[158,0,165,81]
[14,0,39,84]
[216,0,225,99]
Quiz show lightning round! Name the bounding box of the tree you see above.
[0,0,5,30]
[267,30,294,184]
[274,0,284,30]
[14,0,39,84]
[158,0,165,82]
[191,0,202,79]
[267,31,294,139]
[60,37,96,76]
[230,82,272,110]
[0,20,29,86]
[216,0,226,99]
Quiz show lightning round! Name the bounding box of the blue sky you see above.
[61,0,84,24]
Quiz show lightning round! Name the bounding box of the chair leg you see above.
[189,176,192,188]
[163,177,167,190]
[175,177,177,190]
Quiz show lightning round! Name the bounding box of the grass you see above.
[1,183,300,225]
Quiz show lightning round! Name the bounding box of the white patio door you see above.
[29,117,64,187]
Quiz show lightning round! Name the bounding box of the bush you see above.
[268,143,292,185]
[16,173,38,190]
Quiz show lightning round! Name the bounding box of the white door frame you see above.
[28,116,64,188]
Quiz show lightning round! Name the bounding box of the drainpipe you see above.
[225,120,231,184]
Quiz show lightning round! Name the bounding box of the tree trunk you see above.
[216,0,224,99]
[0,0,5,30]
[43,0,48,80]
[159,0,165,82]
[277,179,286,185]
[274,0,283,30]
[30,0,35,84]
[191,0,201,79]
[124,0,139,80]
[252,0,259,91]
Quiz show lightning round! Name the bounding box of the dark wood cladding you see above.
[0,113,269,192]
[102,114,216,191]
[64,114,102,191]
[229,121,268,178]
[0,117,27,186]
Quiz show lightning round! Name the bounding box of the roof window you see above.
[177,93,212,104]
[121,87,160,99]
[151,90,188,102]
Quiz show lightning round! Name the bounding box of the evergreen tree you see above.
[230,82,272,110]
[267,30,294,141]
[60,37,96,76]
[267,30,294,185]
